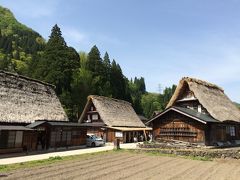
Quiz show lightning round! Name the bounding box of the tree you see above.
[0,54,10,70]
[110,60,126,99]
[71,54,93,120]
[101,52,112,96]
[33,24,80,121]
[79,51,88,69]
[141,93,162,118]
[34,24,80,95]
[159,85,177,109]
[128,77,147,114]
[87,45,103,76]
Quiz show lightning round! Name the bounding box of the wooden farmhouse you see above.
[79,95,152,143]
[0,71,86,154]
[148,77,240,146]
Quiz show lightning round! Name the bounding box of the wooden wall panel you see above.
[153,111,206,144]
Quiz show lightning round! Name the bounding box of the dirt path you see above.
[2,151,240,180]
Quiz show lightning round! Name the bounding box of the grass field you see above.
[1,150,240,180]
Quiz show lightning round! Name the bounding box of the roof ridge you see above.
[0,70,55,88]
[88,95,132,105]
[181,77,223,92]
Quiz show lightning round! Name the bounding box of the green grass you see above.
[0,150,113,173]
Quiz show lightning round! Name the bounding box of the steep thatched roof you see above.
[167,77,240,122]
[0,71,68,123]
[79,95,146,127]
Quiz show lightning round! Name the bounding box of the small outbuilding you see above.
[79,95,152,143]
[148,77,240,146]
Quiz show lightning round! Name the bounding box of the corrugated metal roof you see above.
[26,121,46,128]
[80,122,106,127]
[108,127,152,131]
[148,106,220,124]
[173,106,219,123]
[0,125,33,131]
[48,121,86,127]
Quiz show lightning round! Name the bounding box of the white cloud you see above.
[62,27,86,43]
[60,27,91,50]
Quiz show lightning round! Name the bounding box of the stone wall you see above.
[139,143,240,159]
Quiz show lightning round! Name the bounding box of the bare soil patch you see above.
[1,151,240,180]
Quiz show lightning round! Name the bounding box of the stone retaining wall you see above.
[138,143,240,159]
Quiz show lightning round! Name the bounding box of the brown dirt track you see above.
[1,151,240,180]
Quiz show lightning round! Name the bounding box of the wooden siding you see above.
[153,111,206,144]
[22,131,37,151]
[107,128,116,142]
[0,130,37,154]
[209,123,240,144]
[48,127,86,148]
[83,102,103,123]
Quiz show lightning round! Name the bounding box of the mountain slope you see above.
[0,6,45,74]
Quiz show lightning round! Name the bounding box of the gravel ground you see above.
[1,151,240,180]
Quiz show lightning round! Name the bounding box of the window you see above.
[226,126,236,136]
[198,105,202,113]
[8,131,16,148]
[230,126,236,136]
[187,106,194,110]
[0,131,8,148]
[15,131,23,147]
[92,114,98,120]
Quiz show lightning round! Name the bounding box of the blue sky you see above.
[1,0,240,102]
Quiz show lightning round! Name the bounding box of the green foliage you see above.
[71,66,93,119]
[141,93,162,118]
[48,156,63,161]
[159,85,177,109]
[0,5,178,121]
[129,77,146,114]
[0,6,45,75]
[110,60,128,99]
[32,24,80,120]
[34,24,79,94]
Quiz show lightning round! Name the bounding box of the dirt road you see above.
[1,151,240,180]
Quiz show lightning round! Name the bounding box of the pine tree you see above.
[110,60,126,99]
[87,45,103,75]
[34,24,79,95]
[102,52,112,96]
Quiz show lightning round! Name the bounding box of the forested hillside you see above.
[0,6,176,121]
[0,6,45,74]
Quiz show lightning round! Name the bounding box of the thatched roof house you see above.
[167,77,240,122]
[79,95,151,143]
[0,71,68,124]
[79,95,145,127]
[148,77,240,146]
